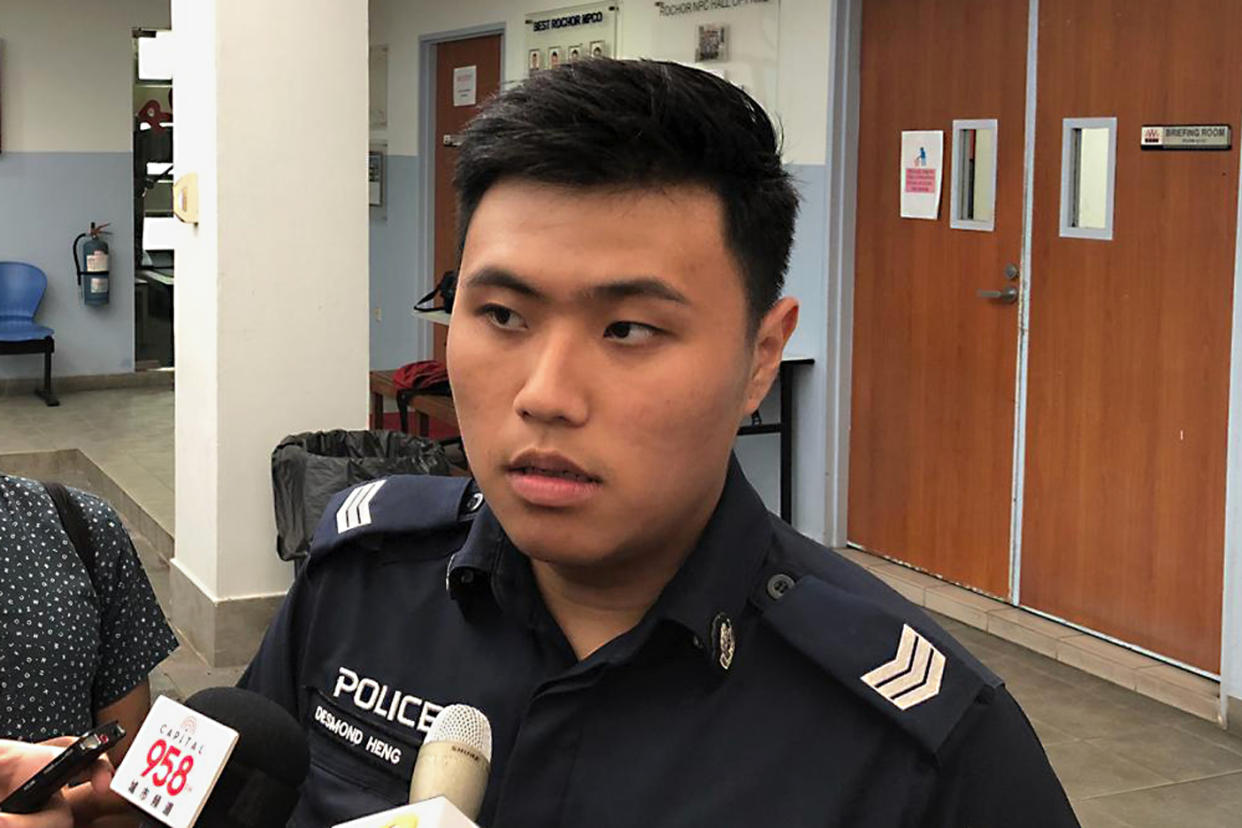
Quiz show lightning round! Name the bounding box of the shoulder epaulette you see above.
[759,547,1001,758]
[308,475,481,559]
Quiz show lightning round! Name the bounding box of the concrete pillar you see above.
[169,0,369,665]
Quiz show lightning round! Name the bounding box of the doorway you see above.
[423,31,503,364]
[848,0,1242,673]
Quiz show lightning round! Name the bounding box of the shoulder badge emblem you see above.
[336,479,387,534]
[861,624,946,710]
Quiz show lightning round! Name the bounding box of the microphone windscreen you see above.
[424,704,492,762]
[409,704,492,821]
[184,687,310,828]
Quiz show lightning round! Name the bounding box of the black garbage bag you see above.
[272,429,452,561]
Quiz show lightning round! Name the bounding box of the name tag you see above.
[310,691,420,781]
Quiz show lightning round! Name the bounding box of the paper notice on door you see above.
[453,66,478,107]
[900,130,944,220]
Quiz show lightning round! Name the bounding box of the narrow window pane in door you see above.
[1073,127,1111,228]
[951,119,998,231]
[1060,117,1116,240]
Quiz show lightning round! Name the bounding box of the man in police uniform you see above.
[241,59,1079,827]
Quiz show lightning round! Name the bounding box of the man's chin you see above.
[505,529,621,572]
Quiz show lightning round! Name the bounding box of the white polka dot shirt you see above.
[0,475,178,741]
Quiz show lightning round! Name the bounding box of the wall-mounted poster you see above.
[528,48,544,75]
[526,4,618,75]
[651,0,778,116]
[452,65,478,107]
[369,45,388,130]
[899,130,944,220]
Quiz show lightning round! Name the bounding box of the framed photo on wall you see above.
[696,24,728,62]
[528,48,544,75]
[568,44,583,62]
[548,46,563,68]
[589,40,608,58]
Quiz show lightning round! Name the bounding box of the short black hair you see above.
[454,59,799,331]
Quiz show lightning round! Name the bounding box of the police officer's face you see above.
[448,179,796,568]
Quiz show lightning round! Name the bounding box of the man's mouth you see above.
[507,450,601,483]
[513,465,598,484]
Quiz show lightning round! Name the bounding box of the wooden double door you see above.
[849,0,1242,673]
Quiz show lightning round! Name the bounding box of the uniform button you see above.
[465,491,485,513]
[767,573,795,600]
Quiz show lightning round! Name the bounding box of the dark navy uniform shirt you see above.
[241,459,1079,827]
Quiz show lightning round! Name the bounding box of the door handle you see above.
[977,286,1019,304]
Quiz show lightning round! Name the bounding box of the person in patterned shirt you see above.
[0,474,178,824]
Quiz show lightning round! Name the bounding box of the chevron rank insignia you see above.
[861,624,946,710]
[336,479,387,534]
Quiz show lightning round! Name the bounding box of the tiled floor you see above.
[0,386,174,534]
[2,387,1242,826]
[933,612,1242,826]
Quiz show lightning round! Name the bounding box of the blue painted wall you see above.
[368,160,830,538]
[734,164,828,536]
[0,152,135,379]
[369,155,426,371]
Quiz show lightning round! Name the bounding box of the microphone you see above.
[408,704,492,820]
[123,687,309,827]
[333,704,492,828]
[185,687,310,827]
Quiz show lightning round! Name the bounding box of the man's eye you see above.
[481,305,526,330]
[604,321,659,343]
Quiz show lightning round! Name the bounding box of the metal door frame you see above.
[416,23,506,360]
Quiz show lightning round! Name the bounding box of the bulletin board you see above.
[650,0,780,116]
[525,3,619,77]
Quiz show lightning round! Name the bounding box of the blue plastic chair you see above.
[0,262,59,406]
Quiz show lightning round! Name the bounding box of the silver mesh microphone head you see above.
[425,704,493,762]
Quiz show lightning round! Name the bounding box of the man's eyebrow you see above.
[463,267,545,298]
[582,278,691,306]
[463,268,691,306]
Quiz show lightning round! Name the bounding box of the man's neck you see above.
[531,552,682,661]
[529,473,729,661]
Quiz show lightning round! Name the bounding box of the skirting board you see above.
[169,561,284,669]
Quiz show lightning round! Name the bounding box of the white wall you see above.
[0,0,170,153]
[173,0,369,601]
[171,0,222,593]
[370,0,830,165]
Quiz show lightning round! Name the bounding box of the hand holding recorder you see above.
[0,735,116,828]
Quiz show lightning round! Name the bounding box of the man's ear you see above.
[742,297,800,415]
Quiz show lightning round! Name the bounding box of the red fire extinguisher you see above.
[72,222,111,306]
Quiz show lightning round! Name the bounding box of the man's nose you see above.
[512,332,589,427]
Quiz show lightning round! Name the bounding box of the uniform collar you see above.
[447,455,775,672]
[649,455,774,670]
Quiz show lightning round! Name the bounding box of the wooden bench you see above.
[369,370,468,475]
[368,370,411,431]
